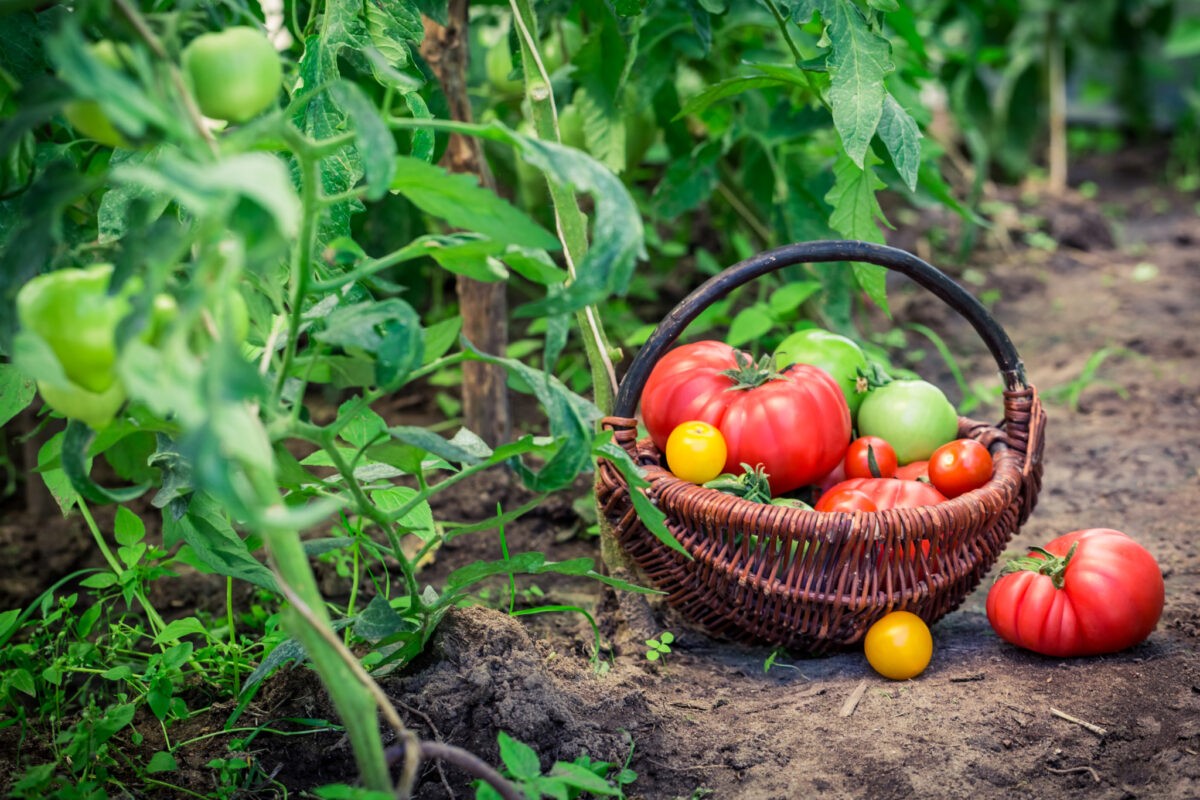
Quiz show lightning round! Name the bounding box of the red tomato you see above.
[819,477,946,510]
[895,460,929,481]
[986,529,1164,657]
[815,488,878,513]
[928,439,993,498]
[844,436,898,479]
[641,341,851,494]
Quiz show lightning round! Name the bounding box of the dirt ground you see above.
[3,148,1199,799]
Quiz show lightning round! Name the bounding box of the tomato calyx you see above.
[999,542,1079,589]
[855,363,892,393]
[719,352,784,391]
[704,462,774,503]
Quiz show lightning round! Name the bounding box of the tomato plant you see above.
[641,341,851,494]
[665,421,727,484]
[857,379,959,464]
[844,436,898,480]
[986,529,1164,657]
[928,439,994,498]
[819,477,946,510]
[864,611,933,680]
[182,27,282,123]
[814,487,877,513]
[773,328,869,420]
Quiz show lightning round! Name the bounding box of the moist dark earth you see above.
[3,149,1199,799]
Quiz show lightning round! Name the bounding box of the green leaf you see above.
[36,431,78,515]
[314,298,423,390]
[675,75,791,119]
[102,665,133,681]
[806,0,892,167]
[8,668,35,697]
[497,731,543,782]
[824,150,890,313]
[111,152,302,240]
[548,761,623,795]
[113,506,145,547]
[877,93,921,192]
[388,425,488,465]
[146,752,178,774]
[61,421,151,505]
[153,617,209,645]
[573,13,628,173]
[427,237,510,282]
[0,363,36,428]
[422,317,463,364]
[390,156,559,249]
[445,552,545,591]
[1165,17,1200,58]
[461,342,600,493]
[353,594,417,643]
[370,486,436,540]
[164,494,278,593]
[768,281,822,315]
[330,80,397,201]
[502,249,567,286]
[727,304,775,348]
[652,144,721,218]
[0,609,20,641]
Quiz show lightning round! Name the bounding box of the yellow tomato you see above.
[665,421,727,484]
[863,610,933,680]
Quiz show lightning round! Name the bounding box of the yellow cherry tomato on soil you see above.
[863,610,933,680]
[665,420,727,484]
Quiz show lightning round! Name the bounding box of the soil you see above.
[3,148,1199,800]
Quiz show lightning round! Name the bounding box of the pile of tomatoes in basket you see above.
[643,327,992,509]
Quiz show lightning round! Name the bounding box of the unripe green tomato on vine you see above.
[182,27,282,123]
[63,41,133,148]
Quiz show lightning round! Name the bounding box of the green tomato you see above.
[63,41,132,148]
[35,379,127,430]
[16,264,132,394]
[774,328,870,420]
[856,380,959,465]
[182,27,282,123]
[485,39,523,96]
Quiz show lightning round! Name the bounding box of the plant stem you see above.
[76,500,168,637]
[226,577,240,698]
[509,0,619,414]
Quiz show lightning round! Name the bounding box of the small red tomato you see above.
[844,435,898,479]
[815,488,878,513]
[928,439,993,498]
[895,460,929,481]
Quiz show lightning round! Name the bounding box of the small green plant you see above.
[1042,346,1136,412]
[645,631,675,663]
[476,731,637,800]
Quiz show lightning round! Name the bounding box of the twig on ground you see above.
[1050,707,1109,737]
[1046,764,1102,783]
[839,680,868,717]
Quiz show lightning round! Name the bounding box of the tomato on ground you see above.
[864,611,933,680]
[986,529,1164,657]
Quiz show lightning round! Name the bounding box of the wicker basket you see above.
[596,241,1046,654]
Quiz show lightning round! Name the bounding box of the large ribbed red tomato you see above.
[641,341,850,494]
[986,529,1164,657]
[819,477,947,509]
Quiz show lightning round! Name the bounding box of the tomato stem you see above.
[720,351,783,390]
[998,542,1078,589]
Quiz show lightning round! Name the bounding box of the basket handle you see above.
[612,240,1029,420]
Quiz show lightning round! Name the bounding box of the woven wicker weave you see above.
[596,241,1046,654]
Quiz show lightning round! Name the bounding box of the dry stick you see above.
[839,680,869,717]
[384,742,525,800]
[1049,707,1108,737]
[1046,765,1102,783]
[397,700,455,799]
